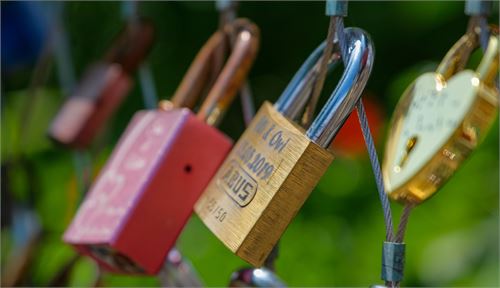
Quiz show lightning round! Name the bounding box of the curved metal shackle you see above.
[105,18,155,75]
[274,40,342,120]
[306,27,374,148]
[436,31,479,80]
[436,28,499,86]
[169,18,260,126]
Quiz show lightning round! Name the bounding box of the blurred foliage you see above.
[1,1,499,287]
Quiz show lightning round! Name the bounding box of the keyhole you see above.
[395,136,418,172]
[184,164,192,174]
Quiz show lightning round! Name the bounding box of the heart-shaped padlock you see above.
[383,30,499,204]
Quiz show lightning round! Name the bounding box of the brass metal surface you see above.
[195,102,333,266]
[383,32,499,204]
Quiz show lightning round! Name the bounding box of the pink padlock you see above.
[64,19,260,274]
[49,19,154,149]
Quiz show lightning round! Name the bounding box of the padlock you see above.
[383,29,499,204]
[48,19,154,149]
[229,268,286,287]
[63,18,259,274]
[195,27,374,266]
[158,249,203,287]
[229,242,283,287]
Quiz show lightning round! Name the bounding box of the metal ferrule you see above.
[326,0,348,17]
[216,0,234,11]
[381,242,405,282]
[274,40,341,120]
[306,27,374,148]
[465,0,492,16]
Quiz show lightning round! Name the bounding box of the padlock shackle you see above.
[169,29,223,110]
[436,27,499,85]
[170,19,259,126]
[477,33,499,85]
[274,41,341,120]
[104,18,155,75]
[435,32,478,80]
[306,27,374,148]
[197,19,259,125]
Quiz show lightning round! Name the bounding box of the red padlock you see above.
[48,19,155,149]
[63,19,260,274]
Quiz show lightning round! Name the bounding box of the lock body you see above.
[383,71,498,203]
[383,33,499,204]
[49,19,154,149]
[195,102,334,266]
[64,108,232,274]
[49,63,132,148]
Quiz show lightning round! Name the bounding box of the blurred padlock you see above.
[63,18,259,274]
[48,19,154,149]
[195,27,374,266]
[158,249,203,287]
[383,28,499,204]
[229,267,285,287]
[229,245,285,287]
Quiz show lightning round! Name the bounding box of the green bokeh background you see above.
[1,1,499,287]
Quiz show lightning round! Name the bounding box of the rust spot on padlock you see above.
[461,123,478,145]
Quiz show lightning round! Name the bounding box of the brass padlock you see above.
[383,29,499,204]
[195,27,374,266]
